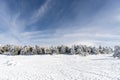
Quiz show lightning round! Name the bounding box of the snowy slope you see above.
[0,54,119,80]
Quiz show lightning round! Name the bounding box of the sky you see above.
[0,0,120,47]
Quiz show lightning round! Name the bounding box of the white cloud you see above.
[21,31,43,37]
[63,32,120,39]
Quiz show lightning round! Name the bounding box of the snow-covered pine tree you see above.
[113,46,120,58]
[91,47,100,55]
[69,46,75,55]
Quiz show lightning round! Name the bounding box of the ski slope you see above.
[0,54,119,80]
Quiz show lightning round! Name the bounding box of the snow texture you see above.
[0,54,119,80]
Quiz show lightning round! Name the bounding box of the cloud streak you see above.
[30,0,51,24]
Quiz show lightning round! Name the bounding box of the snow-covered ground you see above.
[0,54,120,80]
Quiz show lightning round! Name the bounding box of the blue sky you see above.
[0,0,120,46]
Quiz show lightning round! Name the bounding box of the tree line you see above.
[0,45,113,56]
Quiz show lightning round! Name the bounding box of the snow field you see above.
[0,54,119,80]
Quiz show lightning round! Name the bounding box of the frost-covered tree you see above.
[44,48,52,54]
[20,46,33,55]
[57,45,66,54]
[34,45,43,54]
[0,46,4,54]
[91,47,100,55]
[9,46,21,55]
[104,47,113,54]
[79,47,88,56]
[69,46,76,55]
[88,47,92,54]
[32,47,38,55]
[98,46,103,54]
[113,46,120,58]
[51,47,59,54]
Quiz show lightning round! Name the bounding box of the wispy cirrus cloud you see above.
[0,0,52,45]
[0,0,120,47]
[30,0,51,24]
[20,0,120,46]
